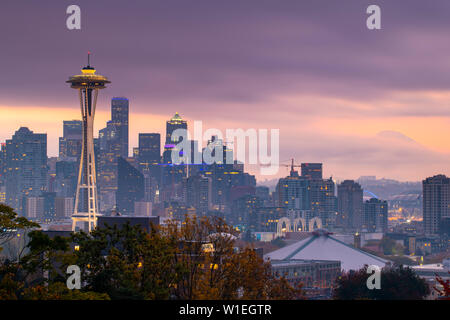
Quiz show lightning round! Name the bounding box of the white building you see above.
[265,229,389,271]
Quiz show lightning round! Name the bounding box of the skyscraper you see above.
[42,191,56,221]
[301,163,323,180]
[309,177,337,229]
[4,127,47,216]
[55,197,74,219]
[25,197,44,220]
[54,160,78,198]
[96,98,130,212]
[276,170,310,211]
[337,180,363,231]
[59,120,82,160]
[116,157,144,215]
[231,194,261,232]
[185,174,212,216]
[363,198,388,233]
[138,133,161,168]
[422,174,450,235]
[111,97,129,158]
[0,143,6,187]
[97,121,121,210]
[67,54,110,232]
[163,112,187,164]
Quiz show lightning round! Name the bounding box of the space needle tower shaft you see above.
[66,53,110,232]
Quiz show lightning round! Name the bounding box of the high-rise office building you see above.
[276,170,310,211]
[197,136,254,211]
[138,133,160,166]
[337,180,363,230]
[42,191,56,221]
[0,186,6,204]
[111,97,129,158]
[160,115,189,195]
[97,98,129,212]
[116,157,144,215]
[163,112,187,164]
[363,198,388,233]
[143,174,159,203]
[0,143,6,187]
[231,194,261,232]
[54,160,78,198]
[25,197,44,220]
[58,120,82,160]
[185,174,212,216]
[422,175,450,235]
[134,201,153,217]
[55,197,74,219]
[4,127,47,215]
[97,121,121,208]
[309,177,337,228]
[301,163,323,180]
[255,186,270,205]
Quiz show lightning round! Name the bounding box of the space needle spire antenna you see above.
[66,53,111,232]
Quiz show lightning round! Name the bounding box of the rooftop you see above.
[265,231,388,271]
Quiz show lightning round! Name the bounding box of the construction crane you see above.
[280,158,301,176]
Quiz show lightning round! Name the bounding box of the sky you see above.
[1,0,450,182]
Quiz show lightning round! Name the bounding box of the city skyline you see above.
[1,2,449,303]
[2,107,447,184]
[3,1,450,182]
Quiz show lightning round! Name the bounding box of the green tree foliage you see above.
[379,236,406,256]
[379,236,396,255]
[0,209,304,300]
[333,265,430,300]
[21,282,110,300]
[0,204,40,254]
[71,223,182,299]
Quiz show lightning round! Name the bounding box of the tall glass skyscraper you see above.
[163,112,187,164]
[111,97,129,158]
[337,180,364,231]
[138,133,161,166]
[97,98,129,213]
[116,157,144,215]
[58,120,82,160]
[423,174,450,235]
[5,127,47,216]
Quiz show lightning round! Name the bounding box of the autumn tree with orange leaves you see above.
[435,274,450,300]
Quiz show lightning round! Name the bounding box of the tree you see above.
[435,273,450,300]
[1,214,304,300]
[71,222,183,300]
[266,275,305,300]
[21,282,110,300]
[0,204,40,256]
[0,205,42,299]
[164,216,304,300]
[333,265,430,300]
[164,215,238,299]
[379,236,397,255]
[0,228,76,299]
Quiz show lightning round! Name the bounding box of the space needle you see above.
[66,53,110,232]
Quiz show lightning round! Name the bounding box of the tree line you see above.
[0,203,448,300]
